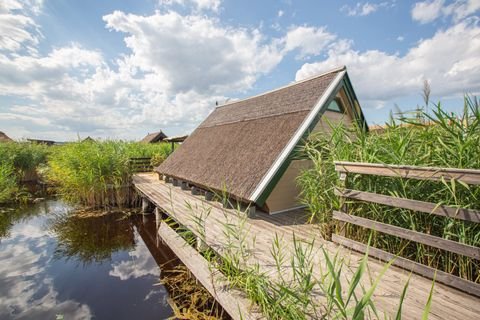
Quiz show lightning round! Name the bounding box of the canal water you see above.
[0,200,176,319]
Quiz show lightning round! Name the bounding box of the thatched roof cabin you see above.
[156,66,367,214]
[141,130,168,143]
[0,131,13,143]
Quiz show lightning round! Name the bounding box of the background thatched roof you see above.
[156,68,342,202]
[0,131,13,142]
[141,130,168,143]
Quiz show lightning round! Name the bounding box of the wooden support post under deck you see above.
[246,204,256,218]
[172,179,179,187]
[191,186,202,196]
[154,207,162,229]
[205,191,214,201]
[181,181,189,190]
[142,197,154,215]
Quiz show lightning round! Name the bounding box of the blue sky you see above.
[0,0,479,141]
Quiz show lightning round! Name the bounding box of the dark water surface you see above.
[0,200,175,319]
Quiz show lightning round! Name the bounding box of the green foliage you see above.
[0,163,18,203]
[298,95,480,281]
[46,140,173,208]
[0,142,49,203]
[47,141,171,208]
[0,141,49,172]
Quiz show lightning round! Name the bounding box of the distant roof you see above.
[157,66,367,204]
[0,131,13,142]
[141,130,168,143]
[27,138,56,145]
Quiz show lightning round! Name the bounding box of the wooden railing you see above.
[333,161,480,297]
[129,157,153,173]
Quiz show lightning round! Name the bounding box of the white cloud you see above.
[412,0,480,24]
[0,6,289,140]
[159,0,221,12]
[397,35,405,41]
[103,10,282,94]
[340,2,387,16]
[0,0,42,53]
[278,10,284,17]
[296,19,480,105]
[411,0,446,23]
[282,25,336,59]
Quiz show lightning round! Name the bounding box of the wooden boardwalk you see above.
[133,173,480,319]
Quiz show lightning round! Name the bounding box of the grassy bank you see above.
[47,140,172,208]
[298,96,480,282]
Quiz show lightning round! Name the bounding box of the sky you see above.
[0,0,479,141]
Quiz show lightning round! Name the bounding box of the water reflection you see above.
[49,212,135,265]
[0,200,174,319]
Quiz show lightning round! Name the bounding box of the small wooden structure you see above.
[333,161,480,296]
[156,66,368,214]
[0,131,13,143]
[141,130,168,143]
[163,135,188,151]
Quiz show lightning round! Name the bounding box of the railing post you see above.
[337,172,347,236]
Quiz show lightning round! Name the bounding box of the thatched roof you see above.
[0,131,13,142]
[164,135,188,143]
[157,66,365,204]
[141,130,168,143]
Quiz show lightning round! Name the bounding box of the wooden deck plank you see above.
[133,173,480,320]
[158,222,264,320]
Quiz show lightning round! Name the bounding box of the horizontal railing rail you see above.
[129,157,153,173]
[335,161,480,185]
[333,161,480,297]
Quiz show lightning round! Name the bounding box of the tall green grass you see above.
[299,96,480,282]
[0,142,50,203]
[47,140,172,208]
[177,201,426,319]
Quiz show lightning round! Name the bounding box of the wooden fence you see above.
[129,157,153,173]
[333,161,480,297]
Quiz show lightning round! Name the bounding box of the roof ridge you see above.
[216,65,346,109]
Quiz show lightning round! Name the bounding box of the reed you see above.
[178,199,425,319]
[0,141,49,203]
[299,95,480,282]
[46,140,173,208]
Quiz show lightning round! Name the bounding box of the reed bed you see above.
[46,140,172,208]
[0,142,49,203]
[298,96,480,282]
